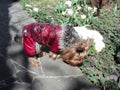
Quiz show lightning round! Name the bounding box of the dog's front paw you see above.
[28,57,40,68]
[49,52,61,60]
[49,52,57,59]
[56,55,61,59]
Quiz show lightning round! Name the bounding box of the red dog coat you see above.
[22,23,62,56]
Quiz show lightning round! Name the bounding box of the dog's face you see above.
[61,39,93,66]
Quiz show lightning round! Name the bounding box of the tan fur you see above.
[49,39,93,66]
[61,39,93,66]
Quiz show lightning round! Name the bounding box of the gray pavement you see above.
[0,0,100,90]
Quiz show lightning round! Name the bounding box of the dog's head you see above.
[61,39,93,66]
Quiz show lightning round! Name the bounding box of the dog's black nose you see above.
[76,48,84,53]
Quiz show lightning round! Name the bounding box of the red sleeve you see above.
[23,37,36,57]
[23,25,36,57]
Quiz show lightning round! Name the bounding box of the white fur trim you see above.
[35,42,41,54]
[73,26,105,52]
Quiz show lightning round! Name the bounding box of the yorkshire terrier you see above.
[14,23,105,67]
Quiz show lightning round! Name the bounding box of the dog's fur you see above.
[61,39,93,66]
[15,23,105,66]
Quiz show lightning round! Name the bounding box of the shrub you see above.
[20,0,97,26]
[80,1,120,89]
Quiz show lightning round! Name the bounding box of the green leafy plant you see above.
[80,1,120,89]
[53,0,96,26]
[20,0,97,26]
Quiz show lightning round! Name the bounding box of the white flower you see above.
[87,6,93,11]
[93,7,97,13]
[66,8,74,16]
[90,7,97,14]
[87,6,97,13]
[75,11,79,15]
[33,7,39,12]
[25,4,32,8]
[80,14,86,19]
[77,5,81,11]
[28,8,33,12]
[62,11,66,16]
[65,0,72,7]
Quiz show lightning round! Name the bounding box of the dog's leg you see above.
[28,57,40,67]
[49,52,57,59]
[35,42,49,58]
[56,54,61,59]
[49,52,61,60]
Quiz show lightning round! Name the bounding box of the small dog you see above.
[15,23,105,66]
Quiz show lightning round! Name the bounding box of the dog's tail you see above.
[14,29,23,43]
